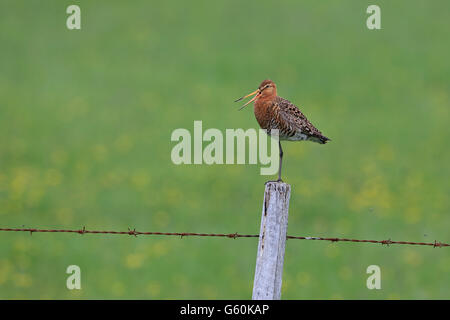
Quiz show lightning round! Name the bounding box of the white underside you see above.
[281,132,309,141]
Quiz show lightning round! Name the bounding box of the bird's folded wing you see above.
[275,97,323,137]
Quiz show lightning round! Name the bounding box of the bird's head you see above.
[235,79,277,110]
[257,79,277,98]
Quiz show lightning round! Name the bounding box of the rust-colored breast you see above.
[253,96,293,137]
[253,98,276,130]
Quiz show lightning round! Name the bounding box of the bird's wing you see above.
[275,97,329,142]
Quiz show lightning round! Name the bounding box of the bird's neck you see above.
[256,94,277,105]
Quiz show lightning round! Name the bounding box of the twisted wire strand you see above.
[0,227,448,247]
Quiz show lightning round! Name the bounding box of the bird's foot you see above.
[265,178,284,185]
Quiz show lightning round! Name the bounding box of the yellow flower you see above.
[125,253,145,269]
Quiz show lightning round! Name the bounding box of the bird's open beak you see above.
[235,89,260,111]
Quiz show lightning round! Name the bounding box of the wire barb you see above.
[227,232,239,239]
[434,240,442,248]
[128,228,138,237]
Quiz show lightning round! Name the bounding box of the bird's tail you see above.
[309,134,330,144]
[319,135,330,144]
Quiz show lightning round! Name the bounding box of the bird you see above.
[235,79,330,182]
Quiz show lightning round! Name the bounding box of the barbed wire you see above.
[0,227,448,248]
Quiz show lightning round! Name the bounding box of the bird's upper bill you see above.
[235,79,277,111]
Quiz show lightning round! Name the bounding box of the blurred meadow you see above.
[0,0,449,299]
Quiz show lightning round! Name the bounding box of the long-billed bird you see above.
[235,79,330,182]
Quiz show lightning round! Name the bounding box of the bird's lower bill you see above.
[236,89,260,110]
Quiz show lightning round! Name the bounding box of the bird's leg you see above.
[277,140,283,182]
[265,140,284,184]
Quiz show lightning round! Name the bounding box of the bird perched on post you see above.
[235,79,330,182]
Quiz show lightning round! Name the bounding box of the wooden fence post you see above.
[252,181,291,300]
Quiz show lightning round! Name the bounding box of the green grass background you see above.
[0,0,449,299]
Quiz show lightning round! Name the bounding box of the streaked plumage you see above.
[253,80,329,144]
[235,79,330,182]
